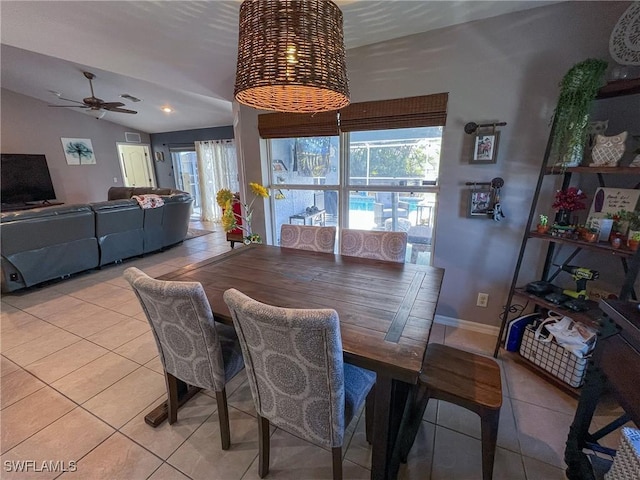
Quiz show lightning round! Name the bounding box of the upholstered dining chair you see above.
[280,224,336,253]
[124,267,245,450]
[340,228,408,263]
[223,288,377,480]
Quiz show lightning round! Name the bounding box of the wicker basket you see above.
[519,320,590,388]
[605,427,640,480]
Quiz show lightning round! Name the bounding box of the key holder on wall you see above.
[466,121,507,164]
[465,177,506,222]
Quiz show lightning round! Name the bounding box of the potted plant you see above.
[629,231,640,252]
[623,210,640,247]
[550,58,608,169]
[536,214,550,234]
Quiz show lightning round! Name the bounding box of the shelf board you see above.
[499,350,581,398]
[544,166,640,175]
[528,231,637,258]
[513,288,601,328]
[596,78,640,99]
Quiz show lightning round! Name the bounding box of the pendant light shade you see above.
[234,0,350,113]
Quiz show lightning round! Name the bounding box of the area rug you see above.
[185,227,214,240]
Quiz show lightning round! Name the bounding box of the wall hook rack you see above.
[464,121,507,135]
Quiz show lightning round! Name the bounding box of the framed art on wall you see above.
[61,138,96,165]
[469,188,492,217]
[471,132,500,164]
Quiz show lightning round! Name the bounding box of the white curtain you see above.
[195,140,239,222]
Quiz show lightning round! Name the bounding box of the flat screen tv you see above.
[1,154,57,205]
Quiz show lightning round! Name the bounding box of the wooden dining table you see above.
[148,244,444,480]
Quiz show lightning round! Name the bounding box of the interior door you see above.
[117,144,156,187]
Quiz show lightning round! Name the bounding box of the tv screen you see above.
[1,154,57,205]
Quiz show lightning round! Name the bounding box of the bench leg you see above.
[480,408,500,480]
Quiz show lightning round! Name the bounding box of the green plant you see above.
[539,214,548,226]
[623,210,640,231]
[631,231,640,242]
[551,58,608,167]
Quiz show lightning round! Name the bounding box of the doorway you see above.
[117,144,156,187]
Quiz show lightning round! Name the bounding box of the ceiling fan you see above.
[48,71,137,114]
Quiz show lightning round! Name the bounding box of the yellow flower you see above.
[221,200,237,232]
[216,189,234,208]
[249,182,269,198]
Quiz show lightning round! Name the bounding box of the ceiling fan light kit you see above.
[48,71,137,115]
[234,0,350,113]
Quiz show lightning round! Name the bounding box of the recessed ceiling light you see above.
[161,107,173,113]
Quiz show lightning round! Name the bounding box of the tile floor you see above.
[0,224,627,479]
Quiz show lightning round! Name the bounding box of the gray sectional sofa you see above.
[1,187,192,292]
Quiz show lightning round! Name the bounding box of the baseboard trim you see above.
[435,314,500,336]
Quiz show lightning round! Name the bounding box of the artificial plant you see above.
[551,58,608,167]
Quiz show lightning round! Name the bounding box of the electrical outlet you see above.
[113,177,118,183]
[477,293,489,307]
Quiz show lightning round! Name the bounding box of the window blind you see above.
[258,111,339,138]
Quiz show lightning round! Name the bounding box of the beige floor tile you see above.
[109,297,144,317]
[1,315,60,352]
[1,386,76,454]
[58,432,162,480]
[342,409,371,470]
[49,274,101,295]
[67,282,129,305]
[23,294,88,320]
[168,407,259,480]
[51,352,139,404]
[114,331,159,365]
[397,420,435,480]
[1,368,46,409]
[121,392,218,459]
[62,308,132,338]
[522,455,569,479]
[45,301,121,331]
[0,407,114,480]
[0,356,20,377]
[501,355,577,415]
[511,398,573,468]
[243,428,370,480]
[26,340,109,383]
[86,317,150,350]
[88,288,140,311]
[430,426,526,480]
[428,322,446,344]
[145,356,165,375]
[82,366,165,428]
[1,287,62,310]
[435,395,520,453]
[4,328,82,366]
[443,327,497,356]
[147,462,192,480]
[227,378,257,417]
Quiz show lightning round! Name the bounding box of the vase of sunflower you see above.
[217,183,270,244]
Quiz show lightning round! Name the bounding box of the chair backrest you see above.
[280,224,336,253]
[223,288,347,448]
[124,267,226,392]
[340,229,407,263]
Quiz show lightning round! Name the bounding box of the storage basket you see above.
[605,427,640,480]
[519,320,589,388]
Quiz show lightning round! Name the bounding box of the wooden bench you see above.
[397,343,503,480]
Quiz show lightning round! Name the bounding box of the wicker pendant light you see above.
[234,0,350,113]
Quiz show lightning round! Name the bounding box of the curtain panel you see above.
[195,140,239,222]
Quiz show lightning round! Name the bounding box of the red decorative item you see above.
[552,187,587,212]
[227,198,243,235]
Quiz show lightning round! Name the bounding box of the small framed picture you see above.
[469,189,492,217]
[471,132,500,164]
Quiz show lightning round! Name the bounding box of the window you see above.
[261,94,447,263]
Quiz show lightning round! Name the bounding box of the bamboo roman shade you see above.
[339,93,449,132]
[258,111,339,138]
[257,93,448,138]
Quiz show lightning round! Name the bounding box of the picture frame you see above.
[469,189,492,217]
[471,131,500,164]
[61,138,96,165]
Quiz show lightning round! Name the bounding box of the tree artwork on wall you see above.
[60,138,96,165]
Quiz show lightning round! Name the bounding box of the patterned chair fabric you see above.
[223,288,376,449]
[124,267,244,391]
[280,224,336,253]
[340,229,408,263]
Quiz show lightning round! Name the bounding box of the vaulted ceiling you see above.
[1,1,557,133]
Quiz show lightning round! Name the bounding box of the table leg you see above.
[371,375,411,480]
[144,379,201,427]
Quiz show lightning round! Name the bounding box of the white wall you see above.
[236,1,631,327]
[1,89,150,203]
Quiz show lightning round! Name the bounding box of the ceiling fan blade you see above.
[57,97,86,105]
[104,106,137,114]
[48,104,90,108]
[100,102,125,109]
